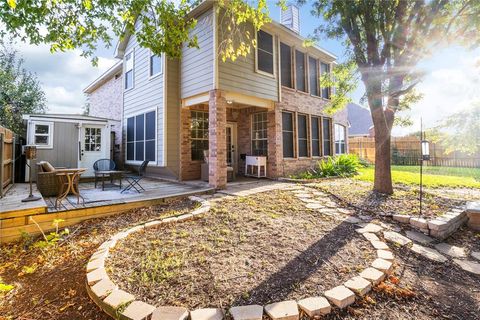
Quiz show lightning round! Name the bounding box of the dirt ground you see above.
[0,183,479,320]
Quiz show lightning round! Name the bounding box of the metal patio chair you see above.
[121,160,149,193]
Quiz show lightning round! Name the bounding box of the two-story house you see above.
[85,2,348,189]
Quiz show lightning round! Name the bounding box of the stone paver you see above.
[103,289,135,309]
[90,278,117,299]
[324,285,356,309]
[122,301,156,320]
[86,257,104,272]
[306,203,323,209]
[344,276,372,296]
[410,217,428,230]
[453,259,480,275]
[297,297,331,317]
[371,258,393,274]
[377,250,394,261]
[411,244,448,263]
[370,240,389,250]
[152,307,189,320]
[392,214,411,223]
[264,300,299,320]
[337,208,353,214]
[229,305,263,320]
[434,243,467,258]
[360,267,385,285]
[356,223,383,234]
[86,267,109,286]
[190,308,224,320]
[383,231,412,246]
[295,193,312,198]
[405,230,434,245]
[471,251,480,261]
[343,216,362,224]
[363,232,379,242]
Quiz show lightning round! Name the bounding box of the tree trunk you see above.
[372,107,393,194]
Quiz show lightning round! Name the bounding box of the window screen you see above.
[282,112,294,158]
[295,50,306,92]
[311,117,320,156]
[321,62,331,99]
[297,114,308,157]
[257,30,274,75]
[309,57,319,96]
[280,43,292,88]
[323,118,332,156]
[126,111,156,162]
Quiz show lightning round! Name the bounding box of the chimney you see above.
[281,4,300,34]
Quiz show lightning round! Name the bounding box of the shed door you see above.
[79,125,108,177]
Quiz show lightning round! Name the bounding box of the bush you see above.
[291,154,362,179]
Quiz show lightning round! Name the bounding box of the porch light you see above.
[226,100,233,105]
[421,140,430,161]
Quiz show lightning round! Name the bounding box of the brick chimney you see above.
[281,4,300,34]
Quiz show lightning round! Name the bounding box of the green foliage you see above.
[0,277,14,293]
[0,43,46,135]
[293,154,362,179]
[30,218,69,252]
[321,61,359,115]
[137,248,184,284]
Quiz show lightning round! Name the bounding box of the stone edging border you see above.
[85,194,397,320]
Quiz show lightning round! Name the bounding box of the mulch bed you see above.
[107,190,375,309]
[0,198,196,320]
[311,179,465,217]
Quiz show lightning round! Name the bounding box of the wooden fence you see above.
[349,136,480,168]
[0,126,15,197]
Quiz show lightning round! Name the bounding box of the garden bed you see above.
[106,190,375,309]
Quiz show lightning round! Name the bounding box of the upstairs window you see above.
[309,57,319,96]
[323,118,332,156]
[125,51,134,90]
[256,30,274,75]
[334,124,347,154]
[150,52,162,77]
[295,50,306,92]
[252,112,268,156]
[280,42,293,88]
[321,62,331,99]
[191,111,209,161]
[297,114,308,157]
[126,111,156,162]
[282,112,294,158]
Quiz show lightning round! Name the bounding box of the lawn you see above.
[355,166,480,188]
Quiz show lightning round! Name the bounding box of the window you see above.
[295,50,306,92]
[191,111,209,161]
[84,128,102,151]
[32,122,53,148]
[311,117,321,157]
[334,124,347,154]
[280,43,293,88]
[321,62,331,99]
[125,50,134,90]
[309,57,319,96]
[297,114,308,157]
[256,30,274,75]
[126,111,156,162]
[252,112,268,156]
[282,112,294,158]
[323,118,332,156]
[150,52,162,77]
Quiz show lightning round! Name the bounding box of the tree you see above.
[0,43,46,135]
[303,0,480,194]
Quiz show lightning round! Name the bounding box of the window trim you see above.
[30,121,54,149]
[320,62,331,100]
[308,55,321,98]
[124,49,135,91]
[334,123,347,155]
[251,112,268,156]
[255,29,276,78]
[280,41,294,89]
[125,109,157,165]
[149,50,163,80]
[294,49,307,93]
[190,110,209,162]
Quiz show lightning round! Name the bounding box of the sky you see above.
[10,1,480,136]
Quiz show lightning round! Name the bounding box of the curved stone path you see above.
[85,186,400,320]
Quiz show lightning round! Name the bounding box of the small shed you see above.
[23,114,119,179]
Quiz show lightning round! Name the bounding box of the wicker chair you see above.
[36,161,61,197]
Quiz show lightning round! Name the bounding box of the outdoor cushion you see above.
[42,161,56,172]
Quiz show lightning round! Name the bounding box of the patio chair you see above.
[93,159,116,188]
[36,161,63,196]
[121,160,149,193]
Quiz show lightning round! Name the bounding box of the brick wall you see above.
[87,74,123,165]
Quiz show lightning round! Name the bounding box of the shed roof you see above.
[23,113,117,123]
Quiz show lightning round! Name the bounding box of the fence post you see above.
[12,136,15,186]
[0,132,4,197]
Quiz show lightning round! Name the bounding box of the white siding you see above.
[123,25,165,166]
[181,8,214,98]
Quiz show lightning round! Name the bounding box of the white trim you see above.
[182,92,210,107]
[162,54,167,167]
[124,48,135,91]
[213,5,219,89]
[148,50,163,80]
[254,29,276,79]
[29,121,54,149]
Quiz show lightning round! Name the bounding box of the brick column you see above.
[267,105,283,178]
[208,90,227,189]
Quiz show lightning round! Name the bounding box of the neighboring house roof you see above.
[114,1,336,61]
[23,113,118,123]
[83,60,123,94]
[347,103,373,136]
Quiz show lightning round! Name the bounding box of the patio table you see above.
[55,168,86,209]
[95,170,127,191]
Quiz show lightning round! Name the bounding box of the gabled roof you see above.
[83,61,123,94]
[347,103,373,135]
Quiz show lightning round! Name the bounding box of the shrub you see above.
[292,154,362,179]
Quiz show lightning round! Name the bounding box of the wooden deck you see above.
[0,179,213,243]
